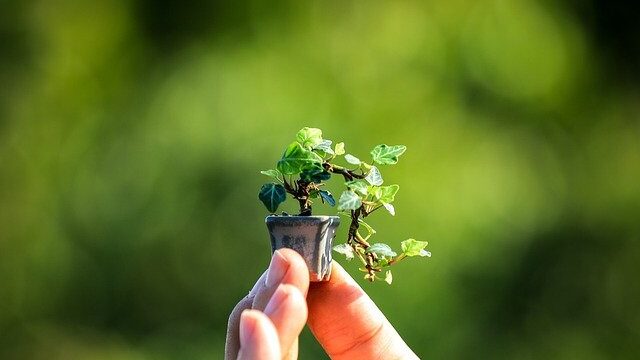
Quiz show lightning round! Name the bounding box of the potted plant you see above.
[259,127,430,283]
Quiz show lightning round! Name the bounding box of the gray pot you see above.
[266,215,340,282]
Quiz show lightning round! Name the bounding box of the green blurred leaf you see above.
[277,142,323,175]
[334,142,345,155]
[374,184,399,203]
[365,165,383,186]
[258,183,287,213]
[401,239,431,257]
[366,243,397,258]
[338,190,362,211]
[382,202,395,216]
[296,127,323,149]
[346,180,369,195]
[333,243,354,260]
[319,190,336,206]
[260,169,283,183]
[371,144,407,165]
[384,270,393,285]
[344,154,361,165]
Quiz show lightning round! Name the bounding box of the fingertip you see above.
[238,310,281,360]
[263,284,308,356]
[274,248,310,287]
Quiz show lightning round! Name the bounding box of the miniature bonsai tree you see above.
[259,127,430,284]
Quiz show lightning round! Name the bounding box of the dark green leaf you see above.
[319,190,336,206]
[371,144,407,165]
[277,142,323,175]
[296,127,323,149]
[300,166,331,183]
[258,183,287,213]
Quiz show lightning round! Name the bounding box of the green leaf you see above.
[338,190,362,211]
[296,127,323,149]
[333,243,354,260]
[382,202,395,216]
[344,154,361,165]
[365,165,383,186]
[260,169,283,183]
[334,142,345,155]
[371,144,407,165]
[346,180,369,195]
[319,190,336,206]
[258,183,287,213]
[277,142,323,175]
[313,139,334,156]
[300,166,331,183]
[401,239,431,257]
[366,243,397,258]
[384,270,393,285]
[374,184,399,203]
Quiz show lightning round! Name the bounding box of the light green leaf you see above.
[344,154,361,165]
[374,184,399,203]
[296,127,323,149]
[382,202,395,216]
[260,169,283,183]
[366,243,397,258]
[401,239,430,257]
[338,190,362,211]
[277,142,323,175]
[371,144,407,165]
[334,142,345,155]
[333,243,354,260]
[358,219,377,235]
[258,183,287,213]
[313,139,334,155]
[365,166,383,186]
[346,180,369,195]
[384,270,393,285]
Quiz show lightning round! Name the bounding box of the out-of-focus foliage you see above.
[1,0,639,358]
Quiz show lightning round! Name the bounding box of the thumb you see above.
[306,261,418,359]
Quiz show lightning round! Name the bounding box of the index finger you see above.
[306,261,418,359]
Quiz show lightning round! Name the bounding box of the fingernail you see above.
[265,250,288,288]
[239,310,257,345]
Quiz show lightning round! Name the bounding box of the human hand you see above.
[225,248,418,359]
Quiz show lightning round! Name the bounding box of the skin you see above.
[225,248,418,359]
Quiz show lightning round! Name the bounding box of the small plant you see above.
[259,127,430,284]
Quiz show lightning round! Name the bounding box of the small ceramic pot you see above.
[265,215,340,281]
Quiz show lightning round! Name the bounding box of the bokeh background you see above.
[2,0,640,358]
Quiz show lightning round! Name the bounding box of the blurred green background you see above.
[1,0,639,358]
